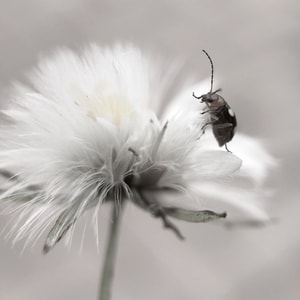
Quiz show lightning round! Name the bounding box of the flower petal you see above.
[198,132,277,186]
[165,207,226,223]
[43,205,77,254]
[192,150,242,179]
[190,182,270,221]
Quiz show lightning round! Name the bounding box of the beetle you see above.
[193,50,237,152]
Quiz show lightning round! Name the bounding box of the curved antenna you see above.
[202,49,214,93]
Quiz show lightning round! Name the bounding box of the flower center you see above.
[70,83,135,125]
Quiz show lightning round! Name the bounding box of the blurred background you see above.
[0,0,299,299]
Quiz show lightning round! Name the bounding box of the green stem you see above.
[98,201,124,300]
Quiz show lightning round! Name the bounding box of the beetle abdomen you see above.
[211,105,237,146]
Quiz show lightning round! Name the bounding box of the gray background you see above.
[0,0,299,299]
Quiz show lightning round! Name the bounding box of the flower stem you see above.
[98,201,124,300]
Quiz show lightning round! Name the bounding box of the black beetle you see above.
[193,50,237,152]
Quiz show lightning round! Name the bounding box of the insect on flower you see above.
[0,45,273,253]
[193,50,237,152]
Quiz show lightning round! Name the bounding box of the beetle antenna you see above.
[202,49,214,93]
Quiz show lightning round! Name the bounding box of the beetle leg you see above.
[224,144,231,153]
[201,121,215,133]
[201,105,224,115]
[213,122,233,129]
[201,108,220,115]
[201,110,210,115]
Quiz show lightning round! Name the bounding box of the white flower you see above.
[0,44,275,252]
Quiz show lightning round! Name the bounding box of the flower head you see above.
[0,44,275,252]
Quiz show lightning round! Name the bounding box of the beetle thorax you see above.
[203,93,225,109]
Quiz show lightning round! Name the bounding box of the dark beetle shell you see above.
[210,101,237,146]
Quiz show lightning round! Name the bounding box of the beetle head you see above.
[199,88,222,103]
